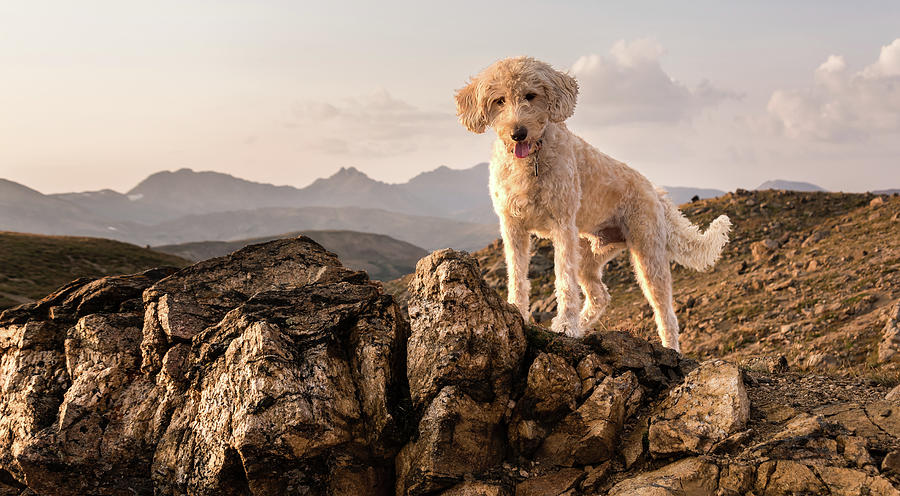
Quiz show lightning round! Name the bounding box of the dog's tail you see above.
[658,189,732,272]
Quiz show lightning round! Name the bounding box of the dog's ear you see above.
[543,67,579,123]
[455,79,487,134]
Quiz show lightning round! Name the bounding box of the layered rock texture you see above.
[2,238,900,495]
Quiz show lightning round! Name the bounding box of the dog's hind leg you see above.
[628,224,681,352]
[550,223,584,337]
[578,237,624,330]
[500,217,532,321]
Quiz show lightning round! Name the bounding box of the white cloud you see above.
[287,89,453,157]
[570,38,737,126]
[767,38,900,141]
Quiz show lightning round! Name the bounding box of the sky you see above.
[1,1,899,194]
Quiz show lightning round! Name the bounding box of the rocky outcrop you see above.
[0,237,409,495]
[2,240,900,495]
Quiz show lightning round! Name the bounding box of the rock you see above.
[751,238,779,260]
[0,237,410,496]
[580,461,611,492]
[525,353,581,417]
[882,450,900,474]
[648,360,749,457]
[623,419,649,469]
[535,372,638,466]
[886,384,900,402]
[398,249,526,495]
[441,482,511,496]
[839,435,875,469]
[717,463,756,495]
[740,355,788,373]
[878,301,900,363]
[396,387,507,496]
[801,230,828,248]
[802,352,840,371]
[509,353,581,455]
[405,249,526,409]
[755,460,825,495]
[871,196,886,207]
[607,457,720,496]
[816,466,900,496]
[515,468,584,496]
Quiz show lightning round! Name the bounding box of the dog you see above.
[454,57,731,352]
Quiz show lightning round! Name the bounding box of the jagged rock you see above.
[751,238,779,260]
[887,384,900,402]
[440,482,511,496]
[607,457,720,496]
[755,460,825,495]
[879,301,900,363]
[405,249,526,408]
[515,468,584,496]
[0,270,174,495]
[802,352,839,371]
[740,355,788,374]
[883,450,900,474]
[397,249,526,495]
[509,353,581,455]
[816,466,900,496]
[0,237,410,496]
[648,360,749,457]
[535,372,638,466]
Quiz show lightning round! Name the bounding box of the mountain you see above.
[874,189,900,195]
[756,179,826,192]
[155,230,427,281]
[297,166,430,215]
[140,206,498,251]
[126,168,305,218]
[0,179,128,238]
[0,231,189,310]
[662,186,726,206]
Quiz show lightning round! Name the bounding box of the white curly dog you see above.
[455,56,731,352]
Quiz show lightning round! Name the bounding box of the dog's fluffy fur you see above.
[455,57,731,351]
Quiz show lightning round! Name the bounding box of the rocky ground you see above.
[2,237,900,494]
[458,190,900,382]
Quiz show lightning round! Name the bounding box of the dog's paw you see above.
[551,317,584,338]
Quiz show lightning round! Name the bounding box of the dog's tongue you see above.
[514,142,531,158]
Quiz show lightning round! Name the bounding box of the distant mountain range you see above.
[156,230,427,281]
[3,165,893,255]
[755,179,826,192]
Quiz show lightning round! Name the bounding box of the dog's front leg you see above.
[550,222,584,337]
[500,217,531,320]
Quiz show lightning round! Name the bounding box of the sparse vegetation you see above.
[0,231,190,310]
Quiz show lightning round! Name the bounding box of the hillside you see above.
[155,230,428,281]
[0,232,190,310]
[461,190,900,378]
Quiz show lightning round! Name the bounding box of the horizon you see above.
[2,2,900,194]
[6,163,884,197]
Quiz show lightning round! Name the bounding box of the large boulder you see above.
[396,249,527,495]
[0,237,410,496]
[648,360,749,457]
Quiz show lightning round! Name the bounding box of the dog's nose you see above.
[511,127,528,142]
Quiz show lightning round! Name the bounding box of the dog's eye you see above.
[525,93,536,101]
[494,97,505,107]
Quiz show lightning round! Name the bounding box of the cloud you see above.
[570,38,737,126]
[767,38,900,141]
[287,89,453,157]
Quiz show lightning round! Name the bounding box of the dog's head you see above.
[455,57,578,159]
